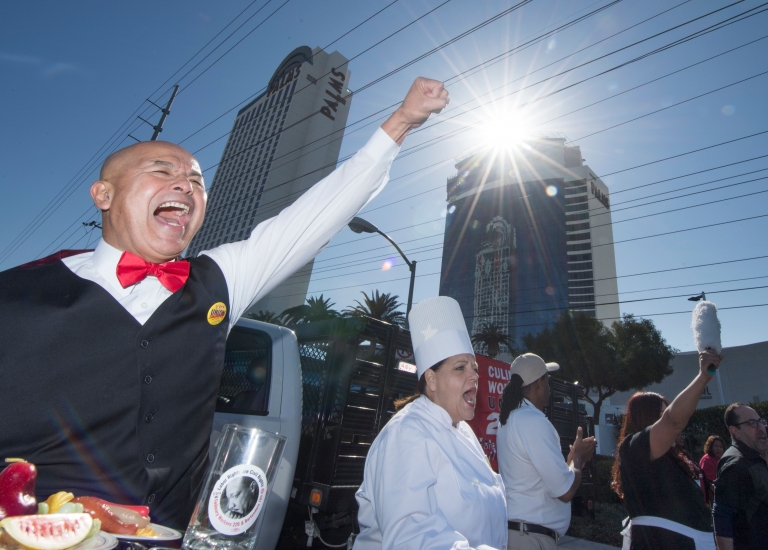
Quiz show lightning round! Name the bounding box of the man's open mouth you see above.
[154,201,190,229]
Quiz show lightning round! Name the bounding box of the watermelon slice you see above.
[0,513,92,550]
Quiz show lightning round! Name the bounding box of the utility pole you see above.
[135,85,180,141]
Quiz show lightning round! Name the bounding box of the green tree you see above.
[245,310,283,325]
[522,312,675,424]
[344,290,405,326]
[280,294,340,325]
[471,323,518,358]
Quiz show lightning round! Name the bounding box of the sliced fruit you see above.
[0,513,92,550]
[42,493,74,515]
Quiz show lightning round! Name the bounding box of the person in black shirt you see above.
[713,403,768,550]
[611,349,722,549]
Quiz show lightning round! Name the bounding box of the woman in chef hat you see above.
[353,296,508,550]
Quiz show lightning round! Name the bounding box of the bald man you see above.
[0,78,449,529]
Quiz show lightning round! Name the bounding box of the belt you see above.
[507,521,559,541]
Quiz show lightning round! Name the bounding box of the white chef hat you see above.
[408,296,474,378]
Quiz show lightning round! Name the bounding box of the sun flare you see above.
[479,112,532,150]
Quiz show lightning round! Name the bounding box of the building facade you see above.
[439,138,620,360]
[187,46,352,314]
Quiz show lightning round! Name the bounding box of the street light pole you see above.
[348,217,417,327]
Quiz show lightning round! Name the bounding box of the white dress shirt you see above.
[496,398,575,536]
[354,396,508,550]
[62,128,399,328]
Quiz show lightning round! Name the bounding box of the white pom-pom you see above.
[692,301,722,353]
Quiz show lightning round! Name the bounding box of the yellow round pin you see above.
[207,302,227,325]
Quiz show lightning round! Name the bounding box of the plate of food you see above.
[113,523,182,542]
[71,530,119,550]
[0,459,180,549]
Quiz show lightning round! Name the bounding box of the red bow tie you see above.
[116,251,190,293]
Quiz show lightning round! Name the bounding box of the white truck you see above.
[210,316,418,549]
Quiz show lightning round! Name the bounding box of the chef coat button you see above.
[146,453,155,463]
[145,413,153,423]
[141,302,148,309]
[147,494,155,504]
[140,340,149,348]
[473,477,479,486]
[144,375,152,384]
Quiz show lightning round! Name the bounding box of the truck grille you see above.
[290,318,417,512]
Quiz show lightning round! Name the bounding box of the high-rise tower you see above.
[187,46,352,314]
[439,138,620,360]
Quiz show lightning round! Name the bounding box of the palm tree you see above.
[344,290,405,326]
[280,294,340,325]
[245,310,282,325]
[471,323,517,358]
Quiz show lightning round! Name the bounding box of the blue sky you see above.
[1,0,767,352]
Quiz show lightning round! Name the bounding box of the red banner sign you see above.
[467,354,511,472]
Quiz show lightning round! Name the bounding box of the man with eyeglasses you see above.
[712,403,768,550]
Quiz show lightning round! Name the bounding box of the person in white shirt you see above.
[0,78,449,529]
[354,296,508,550]
[496,354,596,550]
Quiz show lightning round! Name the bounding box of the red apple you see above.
[0,459,37,520]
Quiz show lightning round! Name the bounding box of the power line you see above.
[24,0,737,266]
[181,0,457,150]
[265,252,768,302]
[197,0,669,203]
[396,2,768,159]
[408,0,763,138]
[276,162,768,277]
[298,184,768,283]
[194,0,533,169]
[198,0,661,173]
[201,5,768,221]
[177,0,293,94]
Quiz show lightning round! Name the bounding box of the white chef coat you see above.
[496,398,575,536]
[62,128,398,328]
[354,395,508,550]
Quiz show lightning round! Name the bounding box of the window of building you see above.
[566,212,590,222]
[567,222,591,232]
[569,286,595,295]
[567,242,592,252]
[568,253,592,262]
[566,232,590,242]
[568,261,593,271]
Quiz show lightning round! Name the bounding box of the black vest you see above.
[0,254,229,529]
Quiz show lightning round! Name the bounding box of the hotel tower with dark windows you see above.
[187,46,352,314]
[438,137,620,361]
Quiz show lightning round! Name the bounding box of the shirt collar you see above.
[415,395,455,429]
[91,239,126,291]
[733,438,764,461]
[522,398,545,417]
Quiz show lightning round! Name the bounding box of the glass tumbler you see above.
[182,424,286,550]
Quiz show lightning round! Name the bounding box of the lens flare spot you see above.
[382,260,392,271]
[448,204,456,214]
[545,286,555,296]
[546,185,558,197]
[721,105,735,116]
